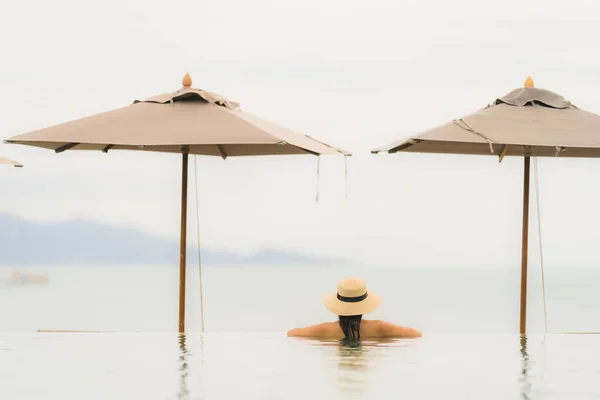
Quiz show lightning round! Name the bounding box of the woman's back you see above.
[287,320,421,339]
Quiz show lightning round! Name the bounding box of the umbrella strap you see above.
[533,157,548,335]
[453,119,495,154]
[316,156,321,202]
[344,155,348,200]
[194,155,206,333]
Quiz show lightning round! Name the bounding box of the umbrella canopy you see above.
[5,74,348,158]
[0,156,22,167]
[5,74,349,333]
[372,77,600,334]
[373,78,600,159]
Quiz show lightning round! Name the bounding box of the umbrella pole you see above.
[520,156,531,334]
[179,152,189,333]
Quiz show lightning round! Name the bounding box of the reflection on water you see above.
[519,335,532,400]
[337,339,369,394]
[293,336,418,396]
[177,333,205,400]
[178,334,189,400]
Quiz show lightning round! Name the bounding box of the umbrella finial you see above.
[182,73,192,88]
[524,76,534,88]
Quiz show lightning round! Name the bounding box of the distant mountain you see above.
[0,213,353,266]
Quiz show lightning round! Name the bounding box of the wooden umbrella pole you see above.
[520,156,531,334]
[179,151,189,333]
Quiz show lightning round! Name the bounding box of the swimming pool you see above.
[2,264,599,398]
[1,332,598,399]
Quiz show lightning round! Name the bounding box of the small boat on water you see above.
[8,270,49,285]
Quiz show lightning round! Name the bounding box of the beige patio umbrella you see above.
[0,156,23,167]
[5,73,349,332]
[372,77,600,334]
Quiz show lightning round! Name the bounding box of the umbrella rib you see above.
[389,139,422,153]
[102,144,115,153]
[55,143,79,153]
[215,145,227,160]
[498,144,509,163]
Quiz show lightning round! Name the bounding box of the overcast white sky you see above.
[2,0,600,267]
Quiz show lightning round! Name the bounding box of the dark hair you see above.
[339,315,362,340]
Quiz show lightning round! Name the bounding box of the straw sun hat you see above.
[323,277,382,316]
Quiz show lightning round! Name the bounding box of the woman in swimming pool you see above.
[287,277,422,339]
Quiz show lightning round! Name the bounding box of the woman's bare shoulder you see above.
[287,322,341,338]
[364,319,422,338]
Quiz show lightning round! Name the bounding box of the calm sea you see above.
[1,265,599,399]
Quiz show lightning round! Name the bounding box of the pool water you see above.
[1,332,599,399]
[2,265,600,399]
